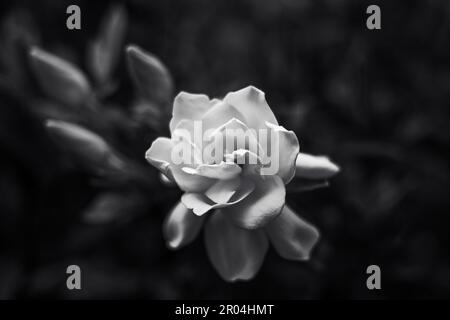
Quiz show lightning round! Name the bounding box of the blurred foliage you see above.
[0,0,450,299]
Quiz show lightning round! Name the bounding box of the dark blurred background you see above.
[1,0,450,299]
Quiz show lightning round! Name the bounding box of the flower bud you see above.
[88,5,127,84]
[45,119,123,171]
[29,47,92,106]
[126,45,173,106]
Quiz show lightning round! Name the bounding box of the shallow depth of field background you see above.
[1,0,450,299]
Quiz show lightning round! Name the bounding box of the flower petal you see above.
[198,162,242,179]
[145,137,173,175]
[181,193,215,216]
[225,149,262,165]
[146,137,214,192]
[169,92,215,132]
[170,166,215,193]
[224,175,285,229]
[163,201,205,249]
[207,117,266,161]
[201,101,247,134]
[182,161,242,180]
[171,119,195,141]
[295,153,340,179]
[204,176,241,203]
[223,86,278,131]
[204,211,268,282]
[266,205,320,261]
[225,149,264,176]
[171,127,203,167]
[262,122,300,183]
[181,178,255,216]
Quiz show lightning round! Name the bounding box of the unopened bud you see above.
[45,119,123,171]
[88,5,127,84]
[126,45,173,106]
[29,47,91,106]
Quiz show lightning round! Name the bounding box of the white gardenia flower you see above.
[145,86,339,282]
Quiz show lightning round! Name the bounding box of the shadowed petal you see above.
[223,86,278,131]
[295,153,340,179]
[204,211,268,282]
[266,205,320,261]
[224,175,285,229]
[204,177,241,203]
[163,201,205,249]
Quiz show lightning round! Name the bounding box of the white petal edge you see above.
[201,101,247,134]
